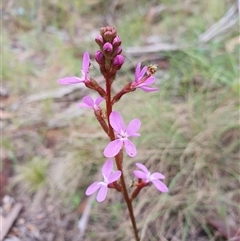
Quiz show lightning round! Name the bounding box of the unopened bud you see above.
[100,27,106,35]
[104,32,112,42]
[95,50,105,64]
[113,55,124,69]
[103,42,113,54]
[116,46,122,55]
[99,26,117,42]
[95,35,103,47]
[113,36,121,47]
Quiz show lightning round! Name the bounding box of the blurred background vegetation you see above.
[2,0,239,241]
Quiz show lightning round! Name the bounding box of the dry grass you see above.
[78,88,239,241]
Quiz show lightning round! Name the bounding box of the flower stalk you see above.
[105,73,140,241]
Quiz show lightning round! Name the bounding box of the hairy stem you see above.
[105,76,140,241]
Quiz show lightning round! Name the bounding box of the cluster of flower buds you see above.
[95,26,124,80]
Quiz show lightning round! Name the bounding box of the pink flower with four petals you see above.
[104,111,141,158]
[58,52,90,85]
[78,95,104,111]
[133,163,168,193]
[85,159,121,202]
[132,63,158,92]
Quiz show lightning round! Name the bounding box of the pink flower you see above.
[104,111,141,158]
[77,95,104,111]
[132,63,158,92]
[57,52,90,85]
[133,163,168,193]
[85,159,121,202]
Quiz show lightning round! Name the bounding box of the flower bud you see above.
[103,43,113,53]
[113,36,121,47]
[100,27,106,35]
[95,50,105,64]
[103,32,112,42]
[95,35,103,47]
[113,55,124,70]
[99,26,117,42]
[116,46,122,55]
[101,26,117,42]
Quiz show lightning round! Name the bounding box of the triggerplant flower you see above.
[133,163,168,193]
[85,159,122,202]
[57,52,90,85]
[77,95,104,111]
[132,63,158,92]
[104,111,141,158]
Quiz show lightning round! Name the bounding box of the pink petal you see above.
[108,170,122,183]
[135,63,141,79]
[109,111,125,134]
[152,179,168,193]
[97,185,108,202]
[126,119,141,136]
[135,163,149,174]
[85,182,101,196]
[102,159,113,178]
[131,133,140,137]
[135,63,147,81]
[104,139,123,158]
[95,96,104,106]
[139,86,159,92]
[139,66,147,80]
[82,52,90,74]
[57,76,83,85]
[82,96,94,107]
[133,170,148,179]
[77,103,92,108]
[141,76,155,85]
[124,139,137,157]
[151,172,165,180]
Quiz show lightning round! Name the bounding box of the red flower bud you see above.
[95,50,105,64]
[116,46,122,55]
[103,42,113,54]
[113,55,124,69]
[113,36,121,47]
[95,35,103,47]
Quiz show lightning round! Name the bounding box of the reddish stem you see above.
[111,74,151,105]
[105,74,140,241]
[130,181,147,201]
